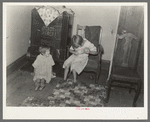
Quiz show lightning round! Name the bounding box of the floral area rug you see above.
[21,97,49,107]
[21,79,106,107]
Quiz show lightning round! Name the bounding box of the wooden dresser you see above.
[27,7,74,63]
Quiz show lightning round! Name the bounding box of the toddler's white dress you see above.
[32,54,55,83]
[63,38,96,74]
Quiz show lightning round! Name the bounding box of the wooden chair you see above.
[75,24,104,84]
[105,33,142,107]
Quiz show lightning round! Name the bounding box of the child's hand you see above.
[84,48,90,54]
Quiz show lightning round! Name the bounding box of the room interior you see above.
[5,5,144,107]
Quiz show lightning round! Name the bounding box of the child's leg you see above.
[39,78,46,90]
[64,63,71,80]
[35,79,40,90]
[72,69,77,83]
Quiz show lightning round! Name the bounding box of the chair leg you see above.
[95,68,101,84]
[132,81,142,107]
[104,78,112,103]
[95,73,99,84]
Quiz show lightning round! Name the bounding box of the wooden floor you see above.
[6,68,144,107]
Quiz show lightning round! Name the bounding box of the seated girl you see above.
[63,35,97,83]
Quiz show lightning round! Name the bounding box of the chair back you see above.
[76,24,102,47]
[112,33,141,69]
[76,25,103,61]
[85,26,102,47]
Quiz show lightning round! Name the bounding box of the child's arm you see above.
[89,50,97,55]
[83,47,90,54]
[69,49,79,55]
[83,47,97,54]
[87,42,97,54]
[50,54,55,66]
[32,55,40,68]
[84,48,97,54]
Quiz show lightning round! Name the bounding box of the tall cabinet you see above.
[27,7,74,63]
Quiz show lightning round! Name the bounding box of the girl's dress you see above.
[32,54,55,83]
[63,38,96,74]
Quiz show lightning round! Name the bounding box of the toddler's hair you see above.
[39,45,50,55]
[72,35,83,49]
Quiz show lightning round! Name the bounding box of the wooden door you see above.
[117,6,144,36]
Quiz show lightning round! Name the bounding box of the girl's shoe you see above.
[72,82,78,88]
[59,79,67,83]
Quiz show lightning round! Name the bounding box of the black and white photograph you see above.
[3,2,147,119]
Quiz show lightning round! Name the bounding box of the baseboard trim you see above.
[101,59,110,70]
[7,54,27,76]
[6,57,110,76]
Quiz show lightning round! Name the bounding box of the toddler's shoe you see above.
[35,80,40,91]
[39,85,45,91]
[35,85,40,91]
[39,80,46,90]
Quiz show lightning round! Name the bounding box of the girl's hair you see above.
[39,45,50,55]
[72,35,83,49]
